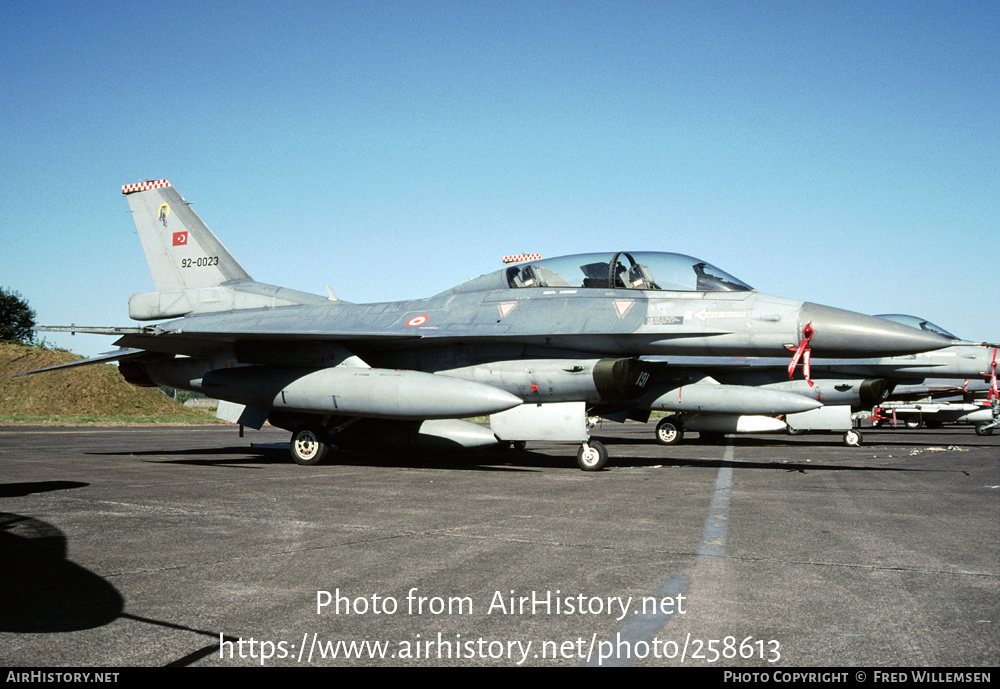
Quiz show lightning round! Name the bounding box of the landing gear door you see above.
[490,401,589,442]
[216,400,270,430]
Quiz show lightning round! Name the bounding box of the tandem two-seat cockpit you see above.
[504,251,754,293]
[874,314,961,341]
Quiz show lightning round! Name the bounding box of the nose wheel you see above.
[577,440,608,471]
[843,429,863,447]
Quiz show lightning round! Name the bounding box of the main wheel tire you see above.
[654,418,683,445]
[290,427,331,466]
[843,429,863,447]
[975,423,994,436]
[577,440,608,471]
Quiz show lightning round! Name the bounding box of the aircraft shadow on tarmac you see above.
[595,430,993,449]
[85,444,560,472]
[79,439,963,475]
[588,449,924,474]
[85,445,294,469]
[1,494,237,666]
[1,507,124,634]
[0,480,89,498]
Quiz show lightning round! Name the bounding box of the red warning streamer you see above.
[988,347,998,402]
[787,322,815,387]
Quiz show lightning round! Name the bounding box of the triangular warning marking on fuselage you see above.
[613,299,635,318]
[498,302,518,318]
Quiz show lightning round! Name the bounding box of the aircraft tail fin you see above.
[123,180,250,293]
[122,180,330,320]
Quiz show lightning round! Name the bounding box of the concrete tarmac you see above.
[1,422,997,667]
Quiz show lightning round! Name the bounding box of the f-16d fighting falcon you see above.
[24,180,956,470]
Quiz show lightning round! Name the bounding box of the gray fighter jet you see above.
[25,180,957,469]
[871,396,995,433]
[639,315,998,444]
[867,331,998,434]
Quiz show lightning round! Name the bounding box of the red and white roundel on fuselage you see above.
[406,315,429,327]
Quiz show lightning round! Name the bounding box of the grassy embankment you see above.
[0,342,220,425]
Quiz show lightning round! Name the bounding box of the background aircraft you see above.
[871,398,995,434]
[26,180,957,469]
[869,350,997,435]
[639,316,998,444]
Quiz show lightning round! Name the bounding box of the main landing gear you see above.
[654,417,683,445]
[289,426,331,466]
[977,398,999,436]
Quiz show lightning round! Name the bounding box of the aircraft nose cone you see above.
[799,303,956,357]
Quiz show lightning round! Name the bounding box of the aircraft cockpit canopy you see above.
[506,252,753,292]
[874,314,960,341]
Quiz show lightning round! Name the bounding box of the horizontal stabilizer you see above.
[15,348,149,377]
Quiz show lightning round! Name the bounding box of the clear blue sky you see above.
[2,0,997,357]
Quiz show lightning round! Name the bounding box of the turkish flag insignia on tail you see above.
[172,232,188,246]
